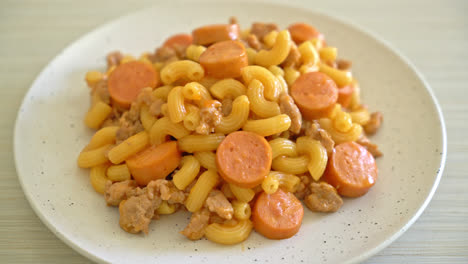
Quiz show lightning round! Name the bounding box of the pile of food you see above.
[77,18,383,244]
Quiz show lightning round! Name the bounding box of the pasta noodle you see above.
[107,164,131,182]
[160,60,204,85]
[172,155,201,190]
[185,169,219,212]
[204,220,253,245]
[89,164,108,194]
[247,79,281,118]
[108,131,149,164]
[242,114,291,136]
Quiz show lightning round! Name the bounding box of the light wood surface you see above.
[1,0,467,263]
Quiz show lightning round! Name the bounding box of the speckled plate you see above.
[13,1,446,264]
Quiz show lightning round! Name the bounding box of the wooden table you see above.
[1,0,467,263]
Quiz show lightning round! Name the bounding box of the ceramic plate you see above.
[14,1,446,263]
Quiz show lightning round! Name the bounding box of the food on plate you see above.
[78,18,383,244]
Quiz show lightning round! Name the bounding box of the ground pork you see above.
[304,182,343,213]
[104,180,138,206]
[205,190,233,220]
[279,92,302,134]
[363,111,383,135]
[180,208,211,240]
[196,100,222,135]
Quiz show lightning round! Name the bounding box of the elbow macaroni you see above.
[247,79,281,118]
[160,60,204,85]
[215,95,250,134]
[185,169,219,212]
[149,117,190,145]
[255,30,291,67]
[242,114,291,137]
[209,79,246,99]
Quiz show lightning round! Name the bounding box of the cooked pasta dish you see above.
[77,18,383,244]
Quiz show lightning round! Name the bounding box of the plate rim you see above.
[13,1,447,263]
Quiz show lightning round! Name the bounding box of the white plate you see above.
[14,1,446,264]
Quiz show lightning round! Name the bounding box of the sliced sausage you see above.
[107,61,159,108]
[216,131,272,188]
[126,141,181,186]
[322,142,378,197]
[253,189,304,239]
[291,71,338,120]
[288,23,324,45]
[192,24,240,46]
[337,83,355,108]
[199,40,248,79]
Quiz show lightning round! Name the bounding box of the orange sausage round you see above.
[126,141,181,186]
[288,23,324,45]
[291,71,338,120]
[337,83,355,108]
[107,61,159,108]
[216,131,272,188]
[192,24,240,46]
[253,189,304,239]
[199,40,248,79]
[322,141,378,197]
[163,33,193,49]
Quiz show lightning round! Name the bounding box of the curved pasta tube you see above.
[204,220,253,245]
[194,151,217,170]
[149,117,190,145]
[333,110,353,132]
[84,101,112,129]
[263,30,278,48]
[296,137,328,181]
[173,155,201,190]
[271,155,309,175]
[182,82,212,102]
[318,118,363,144]
[83,126,119,151]
[284,67,300,87]
[89,164,108,194]
[167,86,187,123]
[160,60,204,85]
[255,30,292,67]
[108,131,149,164]
[78,144,112,168]
[215,95,250,134]
[183,104,201,131]
[156,201,177,215]
[152,85,173,101]
[247,80,280,118]
[319,46,337,62]
[318,62,352,87]
[178,133,225,153]
[268,65,284,76]
[209,79,246,100]
[140,104,157,132]
[241,65,281,102]
[185,44,206,62]
[185,170,219,212]
[242,114,291,137]
[232,201,251,220]
[245,48,257,65]
[107,164,131,182]
[268,138,297,159]
[276,75,288,94]
[350,107,371,125]
[229,184,255,203]
[298,40,320,66]
[269,171,301,193]
[261,173,280,194]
